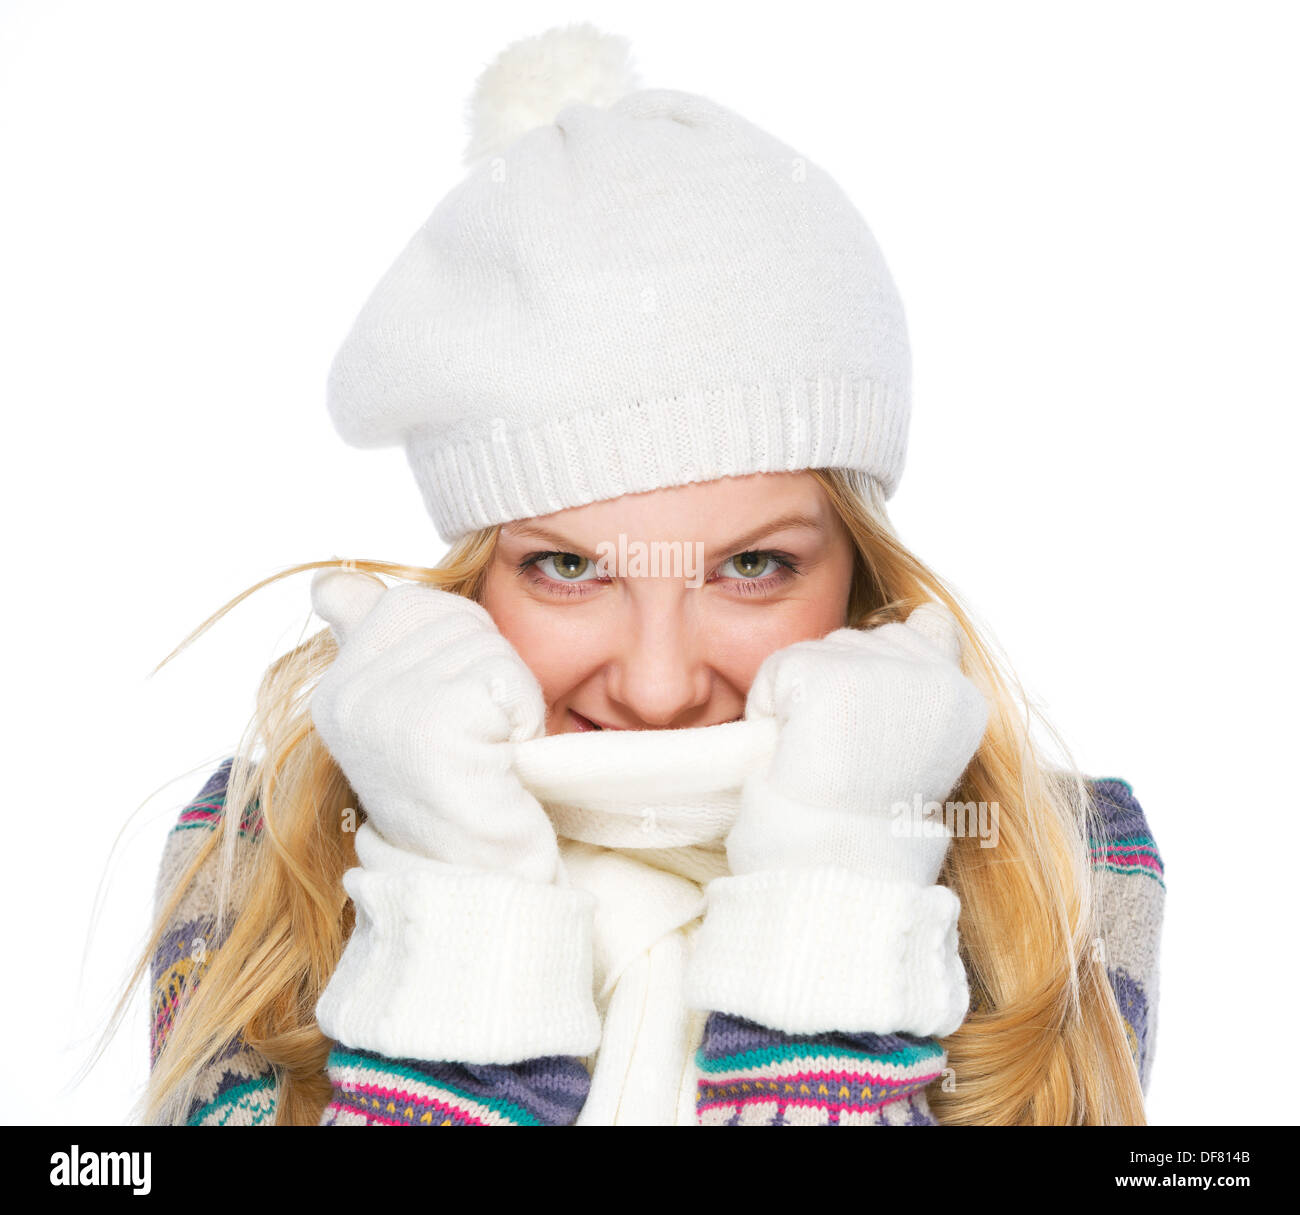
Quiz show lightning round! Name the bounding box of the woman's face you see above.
[480,470,856,734]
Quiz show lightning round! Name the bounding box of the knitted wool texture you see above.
[325,26,912,540]
[152,759,1164,1125]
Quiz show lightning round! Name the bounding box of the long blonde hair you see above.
[103,468,1144,1125]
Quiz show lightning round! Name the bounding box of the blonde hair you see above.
[102,469,1144,1125]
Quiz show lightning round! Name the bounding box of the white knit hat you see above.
[326,24,911,541]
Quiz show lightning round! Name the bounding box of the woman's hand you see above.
[309,568,561,885]
[725,601,990,886]
[310,569,601,1062]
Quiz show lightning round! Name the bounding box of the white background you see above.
[2,0,1295,1126]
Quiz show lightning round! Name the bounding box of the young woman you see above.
[116,24,1164,1126]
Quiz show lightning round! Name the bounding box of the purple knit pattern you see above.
[697,1011,936,1063]
[1089,778,1152,843]
[321,1045,591,1126]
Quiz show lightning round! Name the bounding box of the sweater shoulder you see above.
[151,757,277,1124]
[1085,776,1164,887]
[153,758,263,904]
[1082,775,1165,1094]
[165,756,264,843]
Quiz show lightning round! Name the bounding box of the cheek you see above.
[706,573,852,694]
[480,576,607,703]
[705,615,815,695]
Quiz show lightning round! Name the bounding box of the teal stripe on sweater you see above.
[188,1075,277,1126]
[326,1048,543,1126]
[695,1035,944,1076]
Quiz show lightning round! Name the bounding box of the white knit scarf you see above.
[512,718,778,1126]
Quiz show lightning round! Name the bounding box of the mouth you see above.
[569,709,623,732]
[567,709,744,732]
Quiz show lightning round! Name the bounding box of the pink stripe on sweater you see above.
[1096,849,1163,874]
[702,1066,943,1090]
[337,1082,485,1126]
[699,1091,911,1117]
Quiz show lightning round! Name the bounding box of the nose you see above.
[601,590,713,728]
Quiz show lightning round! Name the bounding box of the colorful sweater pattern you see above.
[149,760,1164,1125]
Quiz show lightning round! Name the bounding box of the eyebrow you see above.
[500,510,827,563]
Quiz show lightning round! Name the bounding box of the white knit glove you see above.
[727,600,990,882]
[686,602,989,1038]
[308,569,559,883]
[310,569,600,1063]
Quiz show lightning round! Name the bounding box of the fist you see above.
[744,601,990,818]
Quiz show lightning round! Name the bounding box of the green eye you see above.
[544,553,592,580]
[724,551,771,579]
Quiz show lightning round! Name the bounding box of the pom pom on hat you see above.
[462,23,642,167]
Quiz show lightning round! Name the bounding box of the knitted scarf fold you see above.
[513,718,778,1125]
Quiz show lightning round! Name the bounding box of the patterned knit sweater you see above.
[149,759,1164,1126]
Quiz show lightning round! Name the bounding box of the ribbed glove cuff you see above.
[316,830,601,1063]
[684,866,969,1038]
